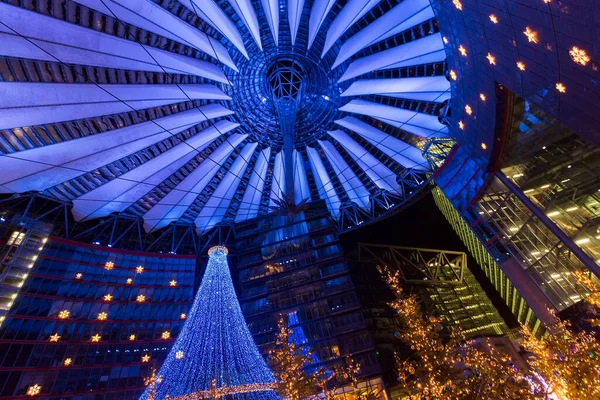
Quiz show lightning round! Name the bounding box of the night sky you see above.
[339,192,519,328]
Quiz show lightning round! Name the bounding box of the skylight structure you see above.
[0,0,451,235]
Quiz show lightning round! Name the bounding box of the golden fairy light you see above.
[136,294,146,303]
[486,53,496,65]
[49,333,60,342]
[452,0,462,10]
[161,331,171,339]
[103,293,113,301]
[169,280,177,287]
[458,45,467,56]
[58,310,70,319]
[479,93,487,101]
[481,142,488,150]
[176,350,184,359]
[75,273,82,279]
[458,121,465,130]
[26,384,41,396]
[126,278,133,284]
[569,46,590,66]
[129,334,136,341]
[449,70,457,80]
[489,14,498,24]
[97,312,108,321]
[142,354,151,363]
[63,358,72,366]
[104,261,114,271]
[181,313,186,319]
[517,61,526,71]
[136,266,144,273]
[464,105,472,115]
[91,333,101,342]
[556,82,566,93]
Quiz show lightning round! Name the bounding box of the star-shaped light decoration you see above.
[517,61,526,71]
[489,14,498,24]
[91,333,101,342]
[458,45,467,56]
[161,331,170,339]
[481,143,488,150]
[63,358,72,366]
[97,312,108,321]
[486,53,496,65]
[26,384,41,396]
[126,278,133,284]
[480,93,487,101]
[103,293,113,302]
[176,350,184,359]
[569,46,590,66]
[75,273,82,279]
[49,333,60,342]
[180,313,186,320]
[136,266,144,274]
[169,280,177,287]
[452,0,462,10]
[523,27,539,43]
[449,70,457,81]
[136,295,146,303]
[141,354,151,363]
[556,82,566,93]
[465,105,473,115]
[458,121,465,130]
[58,310,70,319]
[104,261,114,271]
[129,334,136,341]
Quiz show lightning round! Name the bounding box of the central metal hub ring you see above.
[266,58,307,101]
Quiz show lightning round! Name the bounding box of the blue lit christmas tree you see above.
[141,246,279,400]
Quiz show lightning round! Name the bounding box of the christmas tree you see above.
[140,246,279,400]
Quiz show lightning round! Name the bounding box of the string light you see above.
[91,333,101,342]
[104,261,114,271]
[139,246,278,400]
[103,293,113,301]
[136,266,144,273]
[569,46,590,66]
[97,312,108,321]
[58,310,70,319]
[49,333,60,342]
[27,385,41,396]
[524,27,539,43]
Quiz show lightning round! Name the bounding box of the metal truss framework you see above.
[349,242,509,336]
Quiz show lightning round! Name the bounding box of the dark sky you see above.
[339,193,519,328]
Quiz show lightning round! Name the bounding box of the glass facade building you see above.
[0,232,197,399]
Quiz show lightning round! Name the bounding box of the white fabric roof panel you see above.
[288,0,306,46]
[71,0,238,71]
[332,0,435,68]
[339,99,449,138]
[322,0,381,57]
[0,3,228,83]
[143,133,247,232]
[307,0,336,49]
[306,146,341,217]
[179,0,249,59]
[235,148,272,222]
[335,116,428,170]
[269,151,286,207]
[341,76,451,103]
[338,33,446,82]
[72,121,239,221]
[0,106,234,194]
[318,140,370,209]
[194,142,258,233]
[0,83,231,130]
[327,129,398,192]
[261,0,280,46]
[228,0,263,50]
[293,150,311,203]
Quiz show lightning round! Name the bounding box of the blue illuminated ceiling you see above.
[0,0,452,234]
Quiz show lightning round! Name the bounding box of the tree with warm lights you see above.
[268,317,318,400]
[380,266,540,399]
[517,270,600,399]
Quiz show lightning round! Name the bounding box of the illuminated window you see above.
[7,231,26,246]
